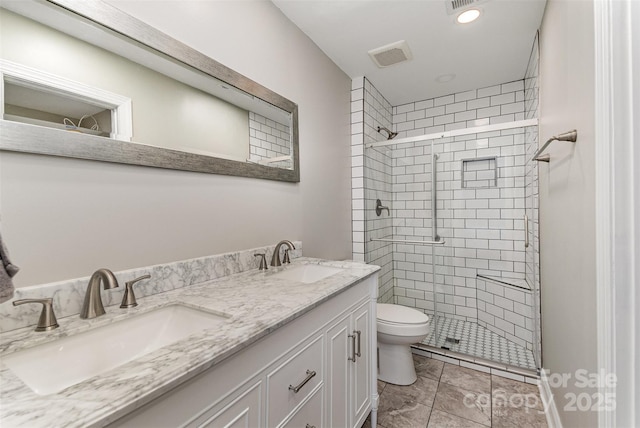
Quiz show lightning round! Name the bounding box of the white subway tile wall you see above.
[351,77,394,303]
[476,277,534,350]
[248,112,292,168]
[351,65,541,368]
[391,81,528,333]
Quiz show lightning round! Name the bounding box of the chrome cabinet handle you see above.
[355,330,362,358]
[288,370,316,393]
[348,333,356,362]
[524,214,530,248]
[306,425,316,428]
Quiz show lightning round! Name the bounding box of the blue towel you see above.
[0,232,19,304]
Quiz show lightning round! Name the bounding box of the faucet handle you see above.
[283,248,291,264]
[13,298,59,332]
[120,274,150,309]
[254,253,268,270]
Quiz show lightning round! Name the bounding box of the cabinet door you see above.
[351,301,371,427]
[325,313,351,428]
[197,381,262,428]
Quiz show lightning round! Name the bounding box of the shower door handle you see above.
[432,153,440,242]
[524,214,529,248]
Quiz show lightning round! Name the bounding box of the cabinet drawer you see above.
[267,335,323,427]
[280,385,322,428]
[197,380,262,428]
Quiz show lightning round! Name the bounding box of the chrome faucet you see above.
[80,268,119,319]
[270,240,296,267]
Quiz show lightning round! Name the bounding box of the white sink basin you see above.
[3,305,229,395]
[272,264,343,284]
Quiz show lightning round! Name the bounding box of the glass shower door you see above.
[426,129,539,371]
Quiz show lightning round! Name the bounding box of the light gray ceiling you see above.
[272,0,547,106]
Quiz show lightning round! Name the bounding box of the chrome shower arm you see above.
[532,129,577,162]
[377,126,398,140]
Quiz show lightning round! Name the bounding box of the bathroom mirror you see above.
[0,0,300,182]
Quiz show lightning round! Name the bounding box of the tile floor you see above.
[423,316,537,370]
[363,354,548,428]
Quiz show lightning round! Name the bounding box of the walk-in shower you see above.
[351,35,541,374]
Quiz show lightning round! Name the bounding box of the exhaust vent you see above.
[368,40,412,68]
[445,0,489,15]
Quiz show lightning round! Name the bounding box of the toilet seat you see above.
[377,303,430,336]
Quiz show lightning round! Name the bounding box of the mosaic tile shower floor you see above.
[421,316,537,370]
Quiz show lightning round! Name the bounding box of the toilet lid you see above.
[377,303,429,325]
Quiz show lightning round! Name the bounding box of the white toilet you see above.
[376,303,430,385]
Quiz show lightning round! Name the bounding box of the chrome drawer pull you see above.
[348,333,356,362]
[355,330,362,358]
[289,370,316,393]
[306,425,316,428]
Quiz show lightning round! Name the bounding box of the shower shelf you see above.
[476,274,531,291]
[369,237,445,245]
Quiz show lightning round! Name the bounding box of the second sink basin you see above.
[272,264,343,284]
[3,304,229,395]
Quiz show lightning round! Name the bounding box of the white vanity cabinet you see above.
[108,273,378,428]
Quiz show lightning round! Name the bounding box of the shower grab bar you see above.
[370,237,445,245]
[432,153,441,242]
[524,214,529,248]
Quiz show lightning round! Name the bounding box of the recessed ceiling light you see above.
[436,73,456,83]
[457,8,481,24]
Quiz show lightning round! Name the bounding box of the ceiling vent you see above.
[445,0,489,15]
[368,40,413,68]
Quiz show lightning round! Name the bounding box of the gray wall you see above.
[0,0,353,287]
[539,0,598,426]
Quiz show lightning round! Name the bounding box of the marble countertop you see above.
[0,258,379,428]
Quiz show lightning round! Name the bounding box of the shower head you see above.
[552,129,578,142]
[377,126,398,140]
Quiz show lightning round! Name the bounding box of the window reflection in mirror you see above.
[0,7,293,170]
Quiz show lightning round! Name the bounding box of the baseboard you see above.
[539,369,563,428]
